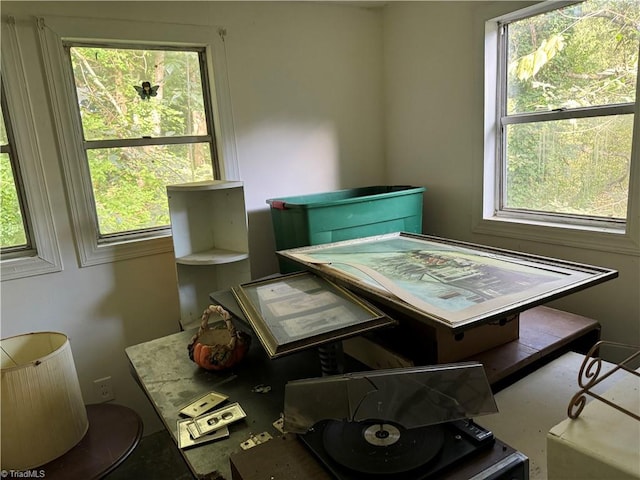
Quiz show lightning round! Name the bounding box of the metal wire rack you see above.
[568,340,640,421]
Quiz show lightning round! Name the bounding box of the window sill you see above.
[473,216,640,257]
[1,254,63,281]
[79,234,174,267]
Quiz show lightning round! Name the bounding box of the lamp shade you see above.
[1,332,89,470]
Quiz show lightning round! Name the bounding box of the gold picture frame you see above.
[231,272,396,359]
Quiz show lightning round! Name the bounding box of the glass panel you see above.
[284,363,497,433]
[507,0,639,114]
[87,143,213,235]
[0,152,28,248]
[233,272,393,358]
[69,47,207,140]
[504,114,633,219]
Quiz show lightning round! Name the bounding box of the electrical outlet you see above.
[94,376,115,402]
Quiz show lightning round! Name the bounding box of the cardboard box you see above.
[342,336,414,369]
[434,315,520,363]
[343,314,519,368]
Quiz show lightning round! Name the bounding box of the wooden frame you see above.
[278,232,618,332]
[231,272,395,358]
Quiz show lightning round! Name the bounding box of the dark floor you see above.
[105,430,194,480]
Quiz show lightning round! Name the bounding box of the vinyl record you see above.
[322,420,445,475]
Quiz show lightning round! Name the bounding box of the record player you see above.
[282,362,529,479]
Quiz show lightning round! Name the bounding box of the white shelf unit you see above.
[167,180,251,330]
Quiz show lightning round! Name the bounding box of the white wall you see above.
[0,1,385,433]
[217,2,385,274]
[383,1,640,356]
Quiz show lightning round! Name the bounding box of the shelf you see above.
[175,248,249,266]
[167,180,244,192]
[168,180,251,328]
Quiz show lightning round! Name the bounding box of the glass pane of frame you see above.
[87,143,213,235]
[232,272,396,359]
[69,46,208,140]
[278,232,617,330]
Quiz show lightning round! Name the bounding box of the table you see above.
[126,304,600,480]
[39,403,143,479]
[469,305,601,389]
[211,287,602,390]
[476,352,609,479]
[126,329,325,480]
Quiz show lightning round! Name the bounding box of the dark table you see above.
[126,328,325,479]
[125,300,599,480]
[39,403,143,479]
[126,277,602,480]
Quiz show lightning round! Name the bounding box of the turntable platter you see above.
[322,420,445,475]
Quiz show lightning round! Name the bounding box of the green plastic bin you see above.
[267,185,425,272]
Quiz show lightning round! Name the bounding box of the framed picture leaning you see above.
[231,271,396,358]
[277,232,618,332]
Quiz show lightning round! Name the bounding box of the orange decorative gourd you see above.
[187,305,251,371]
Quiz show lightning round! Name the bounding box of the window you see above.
[1,16,62,280]
[1,87,32,254]
[65,45,217,240]
[482,0,640,251]
[38,16,238,266]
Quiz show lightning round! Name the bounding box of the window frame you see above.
[1,85,34,255]
[1,16,63,281]
[478,1,640,256]
[38,15,240,266]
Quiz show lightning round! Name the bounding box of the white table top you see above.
[475,351,620,480]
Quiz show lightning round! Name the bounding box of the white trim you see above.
[496,0,581,23]
[476,3,640,256]
[483,18,500,221]
[625,47,640,253]
[502,103,635,125]
[210,28,241,181]
[1,16,63,281]
[473,216,640,256]
[36,15,240,266]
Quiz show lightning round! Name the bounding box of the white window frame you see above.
[1,16,63,281]
[477,1,640,256]
[38,15,240,267]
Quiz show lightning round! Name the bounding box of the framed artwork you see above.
[277,232,618,331]
[231,272,396,358]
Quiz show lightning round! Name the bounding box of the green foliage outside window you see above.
[69,46,214,236]
[0,104,28,250]
[0,153,27,249]
[504,0,639,220]
[72,48,207,140]
[87,144,212,234]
